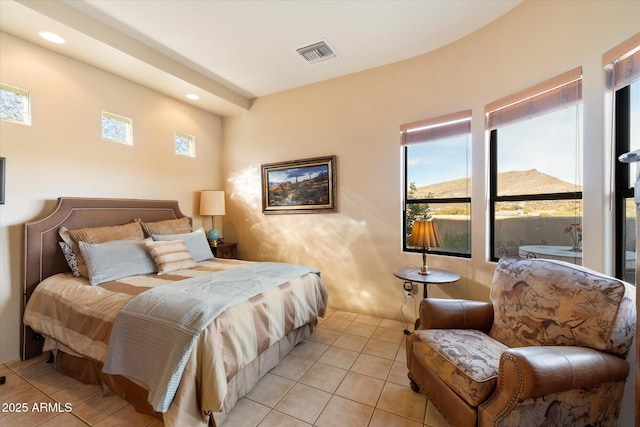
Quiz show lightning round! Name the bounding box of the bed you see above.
[21,197,328,426]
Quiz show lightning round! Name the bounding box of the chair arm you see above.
[418,298,494,331]
[482,346,629,412]
[479,346,630,426]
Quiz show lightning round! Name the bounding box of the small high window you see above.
[175,132,195,157]
[0,83,31,125]
[102,112,133,145]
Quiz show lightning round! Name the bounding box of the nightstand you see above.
[209,241,238,259]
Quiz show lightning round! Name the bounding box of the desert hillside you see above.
[414,169,581,198]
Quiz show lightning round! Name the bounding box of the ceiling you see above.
[0,0,522,116]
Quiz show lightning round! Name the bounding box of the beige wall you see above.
[0,0,638,422]
[222,2,638,421]
[0,33,223,363]
[222,0,639,315]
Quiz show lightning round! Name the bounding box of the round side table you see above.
[393,266,460,299]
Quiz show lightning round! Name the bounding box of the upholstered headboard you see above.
[22,197,189,360]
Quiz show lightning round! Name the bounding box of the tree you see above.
[406,182,432,237]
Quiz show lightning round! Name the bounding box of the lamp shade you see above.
[199,190,226,216]
[408,220,441,249]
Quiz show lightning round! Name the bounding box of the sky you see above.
[267,164,328,186]
[407,80,639,188]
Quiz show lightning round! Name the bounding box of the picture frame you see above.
[261,155,337,214]
[0,157,5,205]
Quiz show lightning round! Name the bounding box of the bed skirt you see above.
[53,323,314,426]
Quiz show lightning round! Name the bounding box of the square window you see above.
[175,132,195,157]
[0,83,31,125]
[102,112,133,145]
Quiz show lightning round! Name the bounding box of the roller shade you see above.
[603,33,640,90]
[400,110,471,145]
[485,67,582,130]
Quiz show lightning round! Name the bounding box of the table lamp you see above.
[408,219,441,275]
[199,190,225,242]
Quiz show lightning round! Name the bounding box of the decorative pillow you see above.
[78,238,157,286]
[145,240,197,275]
[152,227,213,262]
[140,217,192,237]
[66,221,145,243]
[59,222,145,278]
[58,241,80,277]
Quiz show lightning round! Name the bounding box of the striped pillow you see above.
[145,240,197,275]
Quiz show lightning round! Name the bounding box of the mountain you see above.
[414,169,581,198]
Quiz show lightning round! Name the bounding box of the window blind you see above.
[485,67,582,130]
[603,32,640,90]
[400,110,471,146]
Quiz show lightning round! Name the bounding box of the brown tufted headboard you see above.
[22,197,190,360]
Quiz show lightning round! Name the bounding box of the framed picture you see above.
[0,157,5,205]
[261,155,337,214]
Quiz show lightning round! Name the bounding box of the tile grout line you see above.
[5,310,440,427]
[267,314,426,427]
[9,360,93,427]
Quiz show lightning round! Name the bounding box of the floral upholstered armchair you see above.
[406,258,636,427]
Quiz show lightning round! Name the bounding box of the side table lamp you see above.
[408,219,441,275]
[200,190,225,243]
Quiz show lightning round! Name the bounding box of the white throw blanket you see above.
[102,262,319,412]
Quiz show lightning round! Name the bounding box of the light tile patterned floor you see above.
[0,309,450,426]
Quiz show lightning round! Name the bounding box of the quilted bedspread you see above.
[23,259,328,420]
[103,262,321,412]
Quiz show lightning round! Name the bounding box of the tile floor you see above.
[0,309,451,427]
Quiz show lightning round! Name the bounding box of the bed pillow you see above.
[78,238,157,286]
[66,221,145,243]
[140,217,192,237]
[59,222,145,277]
[145,240,197,274]
[58,241,81,277]
[152,227,214,262]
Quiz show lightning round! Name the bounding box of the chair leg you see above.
[408,375,420,392]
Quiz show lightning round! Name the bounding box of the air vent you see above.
[296,40,337,64]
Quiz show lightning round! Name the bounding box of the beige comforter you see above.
[23,258,328,426]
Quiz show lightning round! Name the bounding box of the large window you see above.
[401,111,471,257]
[487,68,583,263]
[611,35,640,283]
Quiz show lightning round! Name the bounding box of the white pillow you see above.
[79,238,157,286]
[152,227,214,262]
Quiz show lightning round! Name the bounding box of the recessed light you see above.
[38,31,66,44]
[186,94,200,100]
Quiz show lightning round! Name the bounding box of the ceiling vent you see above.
[296,40,337,64]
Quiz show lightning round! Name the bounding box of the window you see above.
[610,35,640,282]
[401,110,471,257]
[487,68,583,263]
[0,83,31,125]
[175,131,196,157]
[102,112,132,145]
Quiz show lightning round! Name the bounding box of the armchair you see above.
[406,258,636,427]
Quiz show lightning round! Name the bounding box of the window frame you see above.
[488,128,583,261]
[614,85,634,280]
[400,110,472,258]
[0,83,31,126]
[486,68,583,262]
[101,111,133,145]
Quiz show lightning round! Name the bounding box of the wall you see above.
[222,1,639,422]
[0,33,223,364]
[222,0,638,317]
